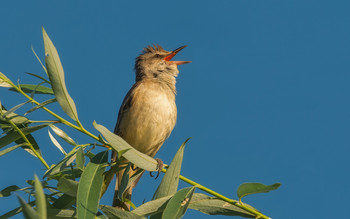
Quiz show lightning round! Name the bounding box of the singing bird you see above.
[112,45,191,209]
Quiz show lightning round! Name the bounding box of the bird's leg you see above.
[149,158,164,179]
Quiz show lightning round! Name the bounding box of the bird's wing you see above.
[114,82,140,135]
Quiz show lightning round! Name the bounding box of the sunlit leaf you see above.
[132,196,171,216]
[0,124,49,149]
[50,124,77,146]
[0,110,30,125]
[47,209,76,218]
[30,46,48,76]
[153,138,190,200]
[25,98,57,115]
[161,187,195,219]
[43,151,77,178]
[77,151,108,219]
[34,175,47,218]
[0,143,27,157]
[100,205,145,219]
[42,27,79,121]
[2,101,30,117]
[57,177,78,197]
[0,72,12,88]
[48,129,67,155]
[189,193,255,217]
[93,121,158,171]
[237,182,281,201]
[9,84,54,95]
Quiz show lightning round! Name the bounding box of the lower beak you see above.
[164,45,191,65]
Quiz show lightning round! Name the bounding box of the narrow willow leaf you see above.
[43,151,77,178]
[93,121,158,171]
[100,205,145,219]
[0,143,27,157]
[77,151,108,219]
[34,175,47,218]
[47,209,76,218]
[42,27,79,121]
[25,72,50,84]
[52,194,76,209]
[48,129,67,155]
[153,138,190,200]
[9,84,54,95]
[57,177,79,197]
[161,187,195,219]
[189,193,255,217]
[30,46,48,76]
[50,125,76,146]
[0,123,49,149]
[237,182,281,201]
[0,185,21,197]
[3,101,30,117]
[76,147,85,170]
[117,163,131,201]
[25,98,57,115]
[132,196,172,216]
[0,110,30,125]
[17,195,39,219]
[0,72,12,87]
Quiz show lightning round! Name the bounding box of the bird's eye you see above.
[155,54,161,58]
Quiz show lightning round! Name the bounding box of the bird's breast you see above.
[117,81,177,156]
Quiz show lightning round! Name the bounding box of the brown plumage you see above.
[112,45,190,209]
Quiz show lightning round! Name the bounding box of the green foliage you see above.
[0,27,280,219]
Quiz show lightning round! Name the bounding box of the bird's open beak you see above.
[164,45,191,65]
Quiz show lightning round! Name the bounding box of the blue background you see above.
[1,1,350,218]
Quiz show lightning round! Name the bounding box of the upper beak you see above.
[164,45,192,65]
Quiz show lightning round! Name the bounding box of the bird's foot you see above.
[150,158,163,179]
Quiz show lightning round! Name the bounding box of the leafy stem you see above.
[7,119,49,169]
[161,168,270,219]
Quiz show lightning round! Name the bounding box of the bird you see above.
[111,45,191,209]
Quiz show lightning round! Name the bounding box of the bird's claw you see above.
[150,158,163,179]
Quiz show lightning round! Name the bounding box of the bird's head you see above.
[135,45,191,81]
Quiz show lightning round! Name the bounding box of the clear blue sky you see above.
[1,1,350,218]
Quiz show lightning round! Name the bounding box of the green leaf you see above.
[0,124,49,149]
[77,151,108,219]
[117,163,131,201]
[0,72,12,87]
[0,143,26,157]
[0,110,30,125]
[9,84,54,95]
[57,177,79,197]
[25,72,50,84]
[34,175,47,218]
[237,182,281,201]
[161,187,195,219]
[2,101,30,117]
[17,195,39,219]
[100,205,145,219]
[46,209,76,218]
[48,129,67,155]
[42,27,79,121]
[132,196,172,216]
[189,193,255,217]
[93,121,158,171]
[25,98,57,115]
[50,125,77,146]
[76,147,85,170]
[52,194,76,209]
[153,139,190,200]
[43,151,77,178]
[30,46,48,76]
[0,185,21,197]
